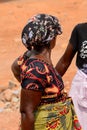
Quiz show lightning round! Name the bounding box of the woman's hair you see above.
[21,14,62,50]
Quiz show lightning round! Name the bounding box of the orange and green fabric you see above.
[34,97,82,130]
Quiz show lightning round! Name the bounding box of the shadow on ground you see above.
[0,0,17,3]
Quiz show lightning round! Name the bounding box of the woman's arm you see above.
[20,89,42,130]
[55,43,76,76]
[11,51,32,82]
[11,58,21,82]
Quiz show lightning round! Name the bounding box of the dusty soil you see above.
[0,0,87,129]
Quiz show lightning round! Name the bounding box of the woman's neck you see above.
[28,48,52,65]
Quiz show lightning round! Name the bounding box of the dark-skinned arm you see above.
[55,43,76,76]
[20,89,42,130]
[11,51,32,82]
[11,58,21,82]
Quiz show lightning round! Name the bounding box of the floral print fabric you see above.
[34,97,82,130]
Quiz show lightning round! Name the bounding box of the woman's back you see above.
[19,56,64,105]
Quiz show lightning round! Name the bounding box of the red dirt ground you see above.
[0,0,87,129]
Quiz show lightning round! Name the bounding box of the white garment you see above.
[69,69,87,130]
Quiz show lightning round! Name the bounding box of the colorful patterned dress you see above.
[18,53,82,130]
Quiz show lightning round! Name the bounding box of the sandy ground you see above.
[0,0,87,129]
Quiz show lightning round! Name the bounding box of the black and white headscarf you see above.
[21,14,62,49]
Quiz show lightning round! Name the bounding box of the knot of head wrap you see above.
[21,14,62,49]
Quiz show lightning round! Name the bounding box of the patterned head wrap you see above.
[21,14,62,49]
